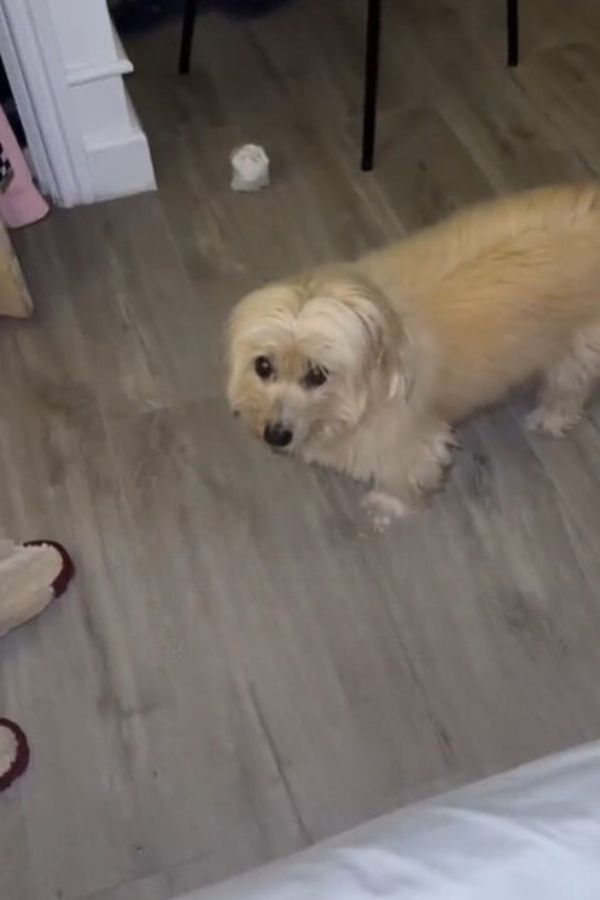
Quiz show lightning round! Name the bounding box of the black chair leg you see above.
[361,0,382,171]
[179,0,199,74]
[506,0,519,67]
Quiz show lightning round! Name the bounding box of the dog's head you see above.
[226,269,410,453]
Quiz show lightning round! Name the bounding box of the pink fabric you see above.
[0,104,48,228]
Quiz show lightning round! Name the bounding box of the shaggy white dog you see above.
[226,184,600,528]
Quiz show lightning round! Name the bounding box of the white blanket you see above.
[176,741,600,899]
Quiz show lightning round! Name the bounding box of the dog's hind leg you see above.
[526,323,600,437]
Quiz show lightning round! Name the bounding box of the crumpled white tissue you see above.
[230,144,270,192]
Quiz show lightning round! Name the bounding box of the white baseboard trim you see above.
[86,128,156,202]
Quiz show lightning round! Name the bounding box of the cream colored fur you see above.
[226,184,600,528]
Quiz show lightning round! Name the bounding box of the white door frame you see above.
[0,0,155,207]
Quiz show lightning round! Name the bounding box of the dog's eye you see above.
[254,355,274,380]
[304,366,328,388]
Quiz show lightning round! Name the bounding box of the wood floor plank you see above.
[515,41,600,176]
[3,1,600,898]
[386,0,593,192]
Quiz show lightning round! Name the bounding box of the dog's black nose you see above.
[264,422,293,448]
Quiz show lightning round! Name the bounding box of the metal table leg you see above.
[507,0,519,67]
[361,0,382,171]
[179,0,199,74]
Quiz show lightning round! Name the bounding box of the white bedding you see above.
[176,741,600,899]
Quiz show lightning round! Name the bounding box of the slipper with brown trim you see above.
[0,539,74,638]
[0,718,29,792]
[0,540,74,792]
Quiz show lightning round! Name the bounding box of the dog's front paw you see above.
[525,406,583,438]
[361,491,413,533]
[408,426,457,494]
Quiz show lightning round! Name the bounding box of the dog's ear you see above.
[332,277,413,401]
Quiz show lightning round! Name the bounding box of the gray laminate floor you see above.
[4,1,600,898]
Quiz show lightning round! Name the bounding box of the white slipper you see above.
[0,540,74,637]
[0,540,74,792]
